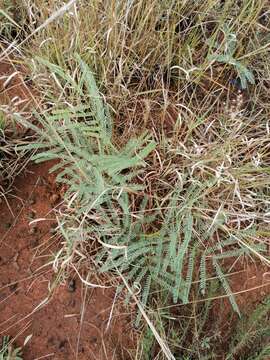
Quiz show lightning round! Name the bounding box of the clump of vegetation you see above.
[1,0,270,358]
[20,54,268,318]
[0,336,23,360]
[228,296,270,360]
[138,291,270,359]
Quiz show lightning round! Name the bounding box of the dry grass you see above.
[1,0,270,358]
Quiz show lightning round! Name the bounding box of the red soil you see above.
[0,162,135,359]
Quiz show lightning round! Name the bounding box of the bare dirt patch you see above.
[0,162,136,360]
